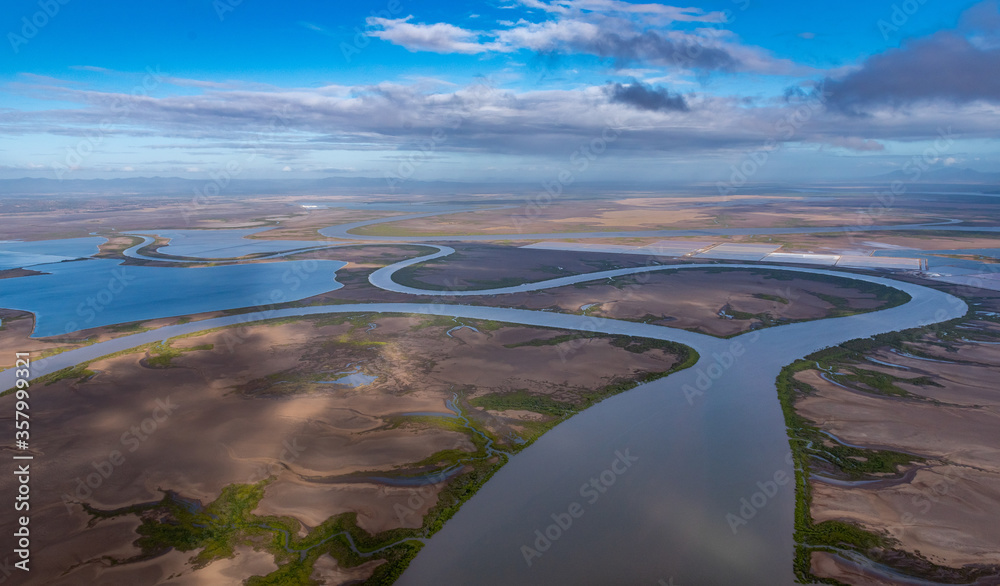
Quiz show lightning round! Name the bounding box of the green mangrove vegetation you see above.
[777,307,1000,584]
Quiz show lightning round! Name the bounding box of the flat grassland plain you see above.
[1,191,999,585]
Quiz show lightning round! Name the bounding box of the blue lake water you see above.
[873,248,1000,274]
[0,258,346,337]
[926,247,1000,258]
[0,237,104,271]
[318,371,378,387]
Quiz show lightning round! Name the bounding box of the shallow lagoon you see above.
[127,228,329,259]
[873,248,1000,275]
[0,258,346,337]
[0,237,104,271]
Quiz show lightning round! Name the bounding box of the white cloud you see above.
[822,136,885,152]
[10,76,997,166]
[367,16,504,54]
[366,3,810,75]
[559,0,728,22]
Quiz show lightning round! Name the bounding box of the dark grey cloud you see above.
[568,30,741,71]
[825,32,1000,114]
[960,0,1000,33]
[606,80,688,112]
[369,11,807,75]
[8,75,1000,164]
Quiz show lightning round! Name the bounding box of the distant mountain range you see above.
[0,176,542,198]
[1,168,998,198]
[0,176,429,197]
[868,167,1000,184]
[0,176,711,198]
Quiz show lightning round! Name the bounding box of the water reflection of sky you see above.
[0,237,103,271]
[0,258,345,337]
[126,229,328,259]
[873,248,1000,275]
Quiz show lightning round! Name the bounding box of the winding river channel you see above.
[0,214,974,584]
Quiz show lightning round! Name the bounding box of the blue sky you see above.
[1,0,998,184]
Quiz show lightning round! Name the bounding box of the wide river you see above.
[0,239,967,584]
